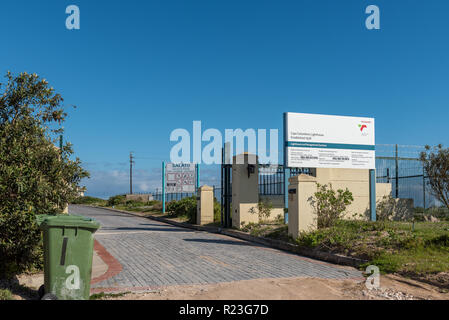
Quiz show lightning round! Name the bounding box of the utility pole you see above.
[395,144,399,198]
[129,152,134,195]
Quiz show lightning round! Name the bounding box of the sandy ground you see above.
[100,274,449,300]
[8,268,449,300]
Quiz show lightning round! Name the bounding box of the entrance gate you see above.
[221,144,232,227]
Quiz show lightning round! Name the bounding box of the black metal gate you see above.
[221,145,232,227]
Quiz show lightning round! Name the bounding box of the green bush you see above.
[426,234,449,247]
[249,200,273,222]
[107,195,126,206]
[166,196,197,223]
[308,183,354,229]
[214,199,221,222]
[0,210,44,277]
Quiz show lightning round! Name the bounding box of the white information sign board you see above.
[165,163,196,193]
[284,112,375,169]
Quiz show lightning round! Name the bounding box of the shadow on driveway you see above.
[183,238,254,246]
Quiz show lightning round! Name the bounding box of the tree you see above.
[420,145,449,210]
[0,71,89,277]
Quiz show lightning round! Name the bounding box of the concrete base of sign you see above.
[197,186,214,225]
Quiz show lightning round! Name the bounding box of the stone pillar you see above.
[196,185,214,225]
[288,174,317,239]
[231,153,259,228]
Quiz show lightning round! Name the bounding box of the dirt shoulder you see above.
[100,274,449,300]
[6,272,449,300]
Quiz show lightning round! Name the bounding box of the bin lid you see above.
[39,214,100,231]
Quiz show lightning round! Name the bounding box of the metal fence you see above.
[152,191,196,202]
[258,165,315,196]
[147,144,440,209]
[254,145,439,209]
[258,165,284,195]
[375,144,439,208]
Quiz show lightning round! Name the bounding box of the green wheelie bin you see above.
[36,214,100,300]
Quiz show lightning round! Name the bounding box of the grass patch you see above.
[71,196,107,206]
[239,218,449,284]
[296,220,449,276]
[89,291,130,300]
[240,221,292,242]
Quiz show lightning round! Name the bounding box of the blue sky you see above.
[1,0,448,198]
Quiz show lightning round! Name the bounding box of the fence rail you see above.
[152,191,196,202]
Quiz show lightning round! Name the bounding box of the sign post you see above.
[283,113,289,224]
[196,164,200,193]
[162,161,166,213]
[369,169,377,221]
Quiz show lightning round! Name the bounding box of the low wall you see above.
[314,168,393,219]
[125,194,153,202]
[259,195,284,220]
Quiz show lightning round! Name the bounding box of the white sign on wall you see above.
[165,163,196,193]
[284,112,375,169]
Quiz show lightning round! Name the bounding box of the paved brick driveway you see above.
[69,205,362,292]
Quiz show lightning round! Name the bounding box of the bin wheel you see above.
[38,285,45,298]
[41,293,58,300]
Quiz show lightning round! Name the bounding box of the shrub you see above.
[249,200,273,222]
[426,234,449,247]
[0,209,44,277]
[308,183,353,229]
[213,199,221,222]
[420,145,449,210]
[107,195,126,206]
[166,196,197,223]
